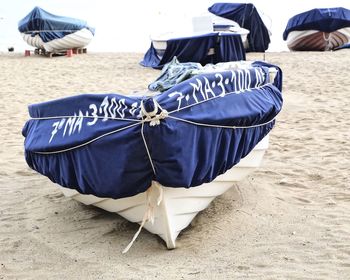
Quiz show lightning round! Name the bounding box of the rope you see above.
[34,122,142,154]
[323,32,332,51]
[167,83,272,115]
[167,115,276,129]
[140,99,168,127]
[141,121,156,174]
[23,29,88,33]
[122,181,163,254]
[31,81,276,155]
[30,115,140,122]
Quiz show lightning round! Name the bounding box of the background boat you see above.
[150,15,249,59]
[18,6,95,52]
[208,3,271,52]
[283,7,350,51]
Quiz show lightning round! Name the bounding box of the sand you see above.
[0,50,349,279]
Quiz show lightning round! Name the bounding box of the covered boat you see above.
[142,14,248,69]
[142,32,246,69]
[22,61,283,251]
[208,3,271,52]
[150,15,250,60]
[18,6,95,52]
[283,7,350,51]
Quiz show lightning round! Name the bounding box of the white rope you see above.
[140,99,168,126]
[30,115,140,122]
[34,122,141,154]
[24,29,86,33]
[139,99,169,174]
[167,114,277,129]
[140,121,156,174]
[323,32,332,51]
[167,82,272,115]
[32,83,276,155]
[122,181,163,254]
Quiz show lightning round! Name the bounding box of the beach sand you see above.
[0,51,349,279]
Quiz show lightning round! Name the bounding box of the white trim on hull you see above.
[287,27,350,51]
[21,28,94,52]
[60,135,269,249]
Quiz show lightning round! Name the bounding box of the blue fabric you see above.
[18,6,95,43]
[22,62,283,199]
[283,7,350,40]
[335,42,350,50]
[252,61,282,92]
[148,57,202,91]
[140,33,245,69]
[208,3,270,52]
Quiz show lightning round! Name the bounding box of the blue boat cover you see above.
[18,6,95,43]
[283,7,350,40]
[208,3,270,52]
[141,33,245,69]
[22,61,283,199]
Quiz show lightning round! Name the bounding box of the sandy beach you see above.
[0,50,349,279]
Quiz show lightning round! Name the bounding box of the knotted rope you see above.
[140,98,168,127]
[122,181,163,253]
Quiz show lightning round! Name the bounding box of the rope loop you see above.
[140,99,168,126]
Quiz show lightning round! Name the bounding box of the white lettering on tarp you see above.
[189,78,201,103]
[117,99,127,118]
[49,96,140,143]
[254,68,265,88]
[99,96,109,121]
[215,73,225,96]
[237,70,244,92]
[49,118,65,143]
[87,104,98,126]
[204,77,216,99]
[48,68,268,142]
[170,68,267,111]
[63,111,83,137]
[108,97,118,118]
[73,111,84,134]
[129,102,139,116]
[168,91,185,111]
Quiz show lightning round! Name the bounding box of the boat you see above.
[208,3,271,52]
[151,15,249,59]
[22,61,283,251]
[18,6,95,52]
[60,134,269,250]
[283,7,350,51]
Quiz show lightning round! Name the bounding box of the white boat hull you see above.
[286,27,350,51]
[21,28,94,52]
[61,135,269,249]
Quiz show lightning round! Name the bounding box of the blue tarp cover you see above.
[283,7,350,40]
[18,6,95,43]
[22,61,283,199]
[208,3,270,52]
[141,33,245,69]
